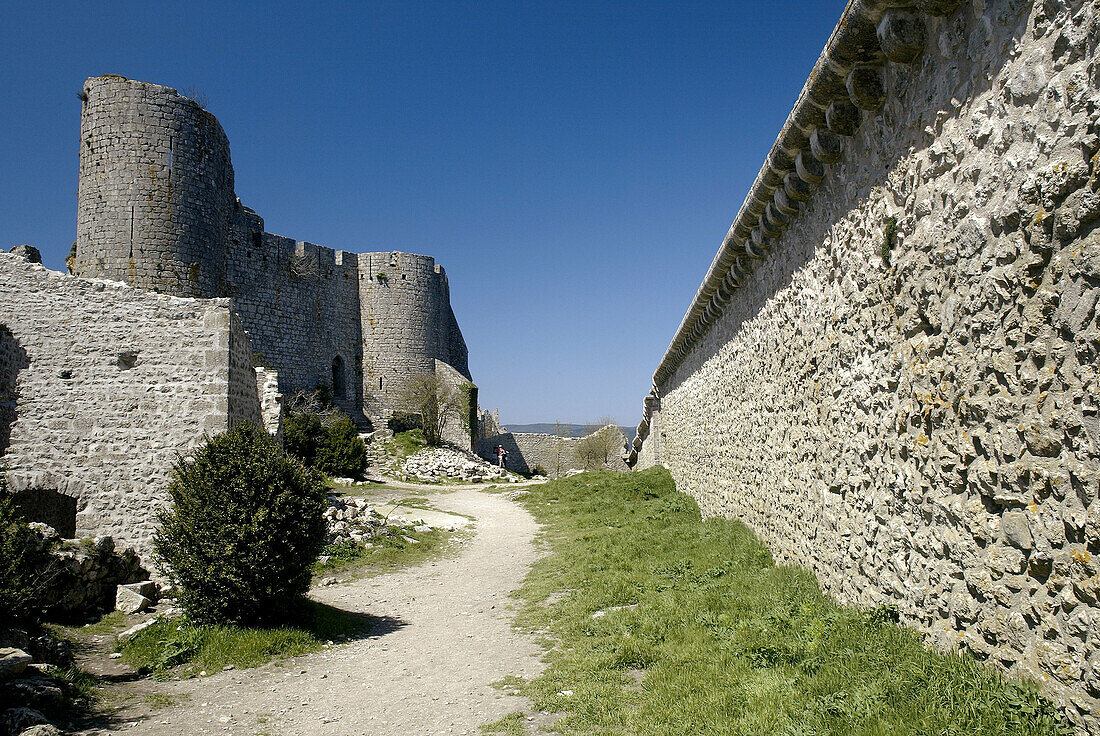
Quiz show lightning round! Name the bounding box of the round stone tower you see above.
[358,251,470,416]
[75,75,234,297]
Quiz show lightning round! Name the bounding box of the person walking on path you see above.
[495,445,508,469]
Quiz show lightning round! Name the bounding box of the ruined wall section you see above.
[0,252,250,554]
[75,76,234,298]
[478,426,629,477]
[358,252,471,416]
[227,310,264,429]
[635,1,1100,730]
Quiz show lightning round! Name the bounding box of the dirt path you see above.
[87,485,544,736]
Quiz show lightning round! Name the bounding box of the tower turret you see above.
[75,75,234,297]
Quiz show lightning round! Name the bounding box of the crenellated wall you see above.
[71,75,471,429]
[630,0,1100,731]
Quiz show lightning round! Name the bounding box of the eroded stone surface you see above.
[639,0,1100,731]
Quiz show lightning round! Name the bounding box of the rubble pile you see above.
[401,447,520,483]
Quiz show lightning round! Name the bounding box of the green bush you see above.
[0,484,55,626]
[283,412,366,478]
[154,423,327,626]
[314,416,366,478]
[283,412,324,467]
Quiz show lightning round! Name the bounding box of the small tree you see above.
[574,424,626,471]
[284,412,367,478]
[154,423,327,626]
[314,415,366,477]
[398,372,469,446]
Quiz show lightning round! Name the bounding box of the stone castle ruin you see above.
[1,75,474,553]
[628,0,1100,730]
[74,75,471,420]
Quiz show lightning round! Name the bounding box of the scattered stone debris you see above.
[22,524,150,620]
[400,446,522,483]
[323,497,386,545]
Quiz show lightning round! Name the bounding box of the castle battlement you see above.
[73,74,470,420]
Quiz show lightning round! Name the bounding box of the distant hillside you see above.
[505,423,633,438]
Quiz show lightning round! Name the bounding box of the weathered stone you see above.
[0,649,32,680]
[120,580,158,600]
[1002,511,1034,550]
[7,245,40,264]
[0,708,48,734]
[114,586,150,615]
[18,724,63,736]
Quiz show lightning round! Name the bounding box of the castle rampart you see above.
[71,75,471,425]
[0,250,266,553]
[630,0,1100,730]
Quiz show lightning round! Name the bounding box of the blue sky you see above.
[1,1,844,426]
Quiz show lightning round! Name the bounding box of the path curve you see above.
[97,486,544,736]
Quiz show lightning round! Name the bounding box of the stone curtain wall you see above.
[0,252,253,554]
[223,207,365,404]
[634,0,1100,730]
[0,324,29,455]
[228,311,265,429]
[478,426,629,477]
[75,76,234,298]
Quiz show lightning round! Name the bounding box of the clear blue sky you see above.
[1,1,844,426]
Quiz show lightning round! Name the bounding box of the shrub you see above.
[154,423,327,626]
[284,412,367,478]
[283,412,324,467]
[387,412,421,434]
[314,416,366,478]
[0,478,56,626]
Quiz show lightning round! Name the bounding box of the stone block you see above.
[115,585,150,614]
[0,649,32,680]
[120,580,158,600]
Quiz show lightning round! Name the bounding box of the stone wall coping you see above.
[628,0,961,464]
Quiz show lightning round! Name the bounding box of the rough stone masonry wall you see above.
[75,75,235,298]
[478,426,629,477]
[636,0,1100,731]
[0,252,256,556]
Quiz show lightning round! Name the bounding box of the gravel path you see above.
[91,486,544,736]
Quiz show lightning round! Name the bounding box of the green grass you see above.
[506,468,1075,736]
[118,599,375,678]
[388,429,427,457]
[482,711,529,735]
[313,526,467,579]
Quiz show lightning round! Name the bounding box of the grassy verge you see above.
[118,599,375,678]
[313,525,467,579]
[387,429,427,457]
[493,467,1075,736]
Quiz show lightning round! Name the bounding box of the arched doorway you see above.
[332,355,346,399]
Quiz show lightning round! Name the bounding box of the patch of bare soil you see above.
[76,485,544,736]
